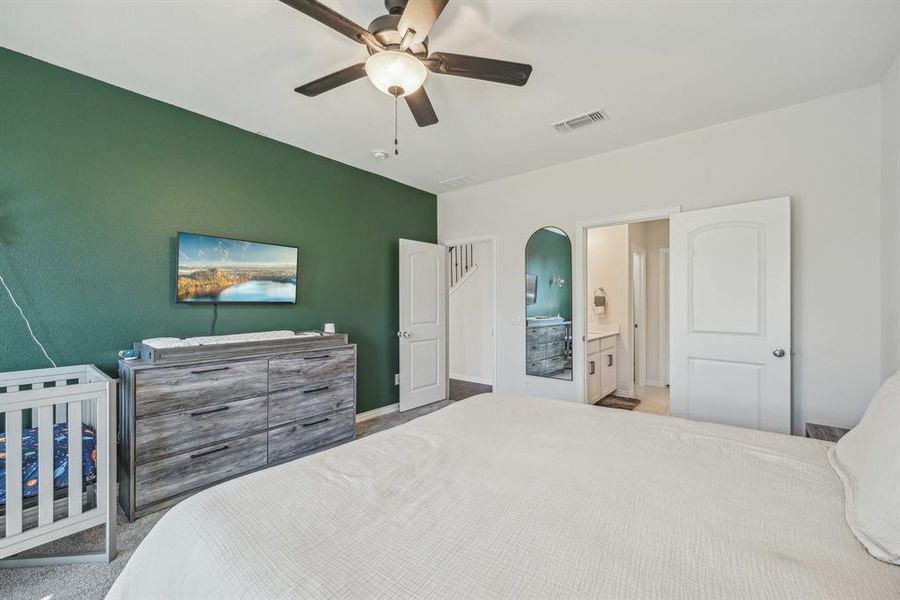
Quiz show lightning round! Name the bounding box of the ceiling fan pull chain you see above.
[394,94,399,156]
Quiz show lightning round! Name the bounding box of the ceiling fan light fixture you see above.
[365,50,427,97]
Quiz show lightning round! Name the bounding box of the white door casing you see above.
[658,249,670,386]
[670,197,791,433]
[399,239,448,412]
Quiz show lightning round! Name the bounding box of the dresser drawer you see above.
[268,347,355,392]
[267,409,354,464]
[546,356,567,374]
[135,359,268,417]
[526,343,547,361]
[526,359,547,376]
[526,327,547,343]
[135,395,267,464]
[135,432,267,508]
[268,378,355,428]
[545,325,568,340]
[546,340,566,358]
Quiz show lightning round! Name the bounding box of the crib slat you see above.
[5,410,24,537]
[67,401,83,517]
[37,405,55,526]
[94,397,108,514]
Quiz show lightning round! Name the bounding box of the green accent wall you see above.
[525,228,572,320]
[0,48,436,414]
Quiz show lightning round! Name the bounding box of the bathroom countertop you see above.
[587,328,619,342]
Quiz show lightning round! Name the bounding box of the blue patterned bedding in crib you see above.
[0,423,97,505]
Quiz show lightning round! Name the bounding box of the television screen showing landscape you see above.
[176,232,298,304]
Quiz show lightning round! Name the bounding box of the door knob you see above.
[773,348,786,358]
[404,332,413,338]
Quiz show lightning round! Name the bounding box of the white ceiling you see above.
[1,1,898,194]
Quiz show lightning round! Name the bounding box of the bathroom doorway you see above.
[583,218,670,415]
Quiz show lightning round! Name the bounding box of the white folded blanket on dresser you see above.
[142,330,318,349]
[107,394,900,599]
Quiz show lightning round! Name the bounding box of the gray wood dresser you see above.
[526,322,570,376]
[118,336,356,520]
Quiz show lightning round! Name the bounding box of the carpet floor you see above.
[0,506,167,600]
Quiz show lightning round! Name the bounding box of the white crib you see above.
[0,364,116,567]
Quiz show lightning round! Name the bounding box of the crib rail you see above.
[0,365,116,564]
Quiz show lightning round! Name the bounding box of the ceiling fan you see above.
[281,0,533,128]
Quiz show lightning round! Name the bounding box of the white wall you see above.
[881,52,900,380]
[449,240,494,384]
[439,86,883,433]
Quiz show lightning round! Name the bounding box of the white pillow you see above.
[828,369,900,565]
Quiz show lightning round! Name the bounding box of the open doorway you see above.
[585,219,670,415]
[447,238,495,400]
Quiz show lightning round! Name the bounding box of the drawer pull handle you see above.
[607,354,613,367]
[190,444,229,459]
[301,418,329,427]
[303,386,330,394]
[190,366,230,375]
[304,355,331,361]
[190,405,229,417]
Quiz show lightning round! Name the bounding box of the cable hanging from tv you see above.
[0,271,57,368]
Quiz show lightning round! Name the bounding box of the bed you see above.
[106,393,900,599]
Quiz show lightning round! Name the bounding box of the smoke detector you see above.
[372,149,389,160]
[439,175,474,189]
[552,109,609,133]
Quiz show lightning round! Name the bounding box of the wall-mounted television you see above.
[176,232,298,304]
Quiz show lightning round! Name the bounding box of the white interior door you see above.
[670,197,791,433]
[399,239,447,411]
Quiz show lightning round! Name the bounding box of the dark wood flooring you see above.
[356,379,492,438]
[449,378,492,401]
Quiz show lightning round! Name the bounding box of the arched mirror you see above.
[525,226,573,380]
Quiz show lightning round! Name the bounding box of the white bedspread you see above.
[107,394,900,599]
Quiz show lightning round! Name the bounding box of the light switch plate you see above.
[394,373,400,386]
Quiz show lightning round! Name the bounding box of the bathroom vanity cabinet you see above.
[587,334,618,403]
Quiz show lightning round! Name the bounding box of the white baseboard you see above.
[615,387,633,398]
[643,379,665,388]
[449,374,494,386]
[356,403,399,423]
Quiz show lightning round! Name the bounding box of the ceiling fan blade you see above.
[294,63,367,97]
[426,52,532,86]
[405,86,439,127]
[279,0,383,50]
[398,0,449,50]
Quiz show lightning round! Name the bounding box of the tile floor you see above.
[631,384,670,416]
